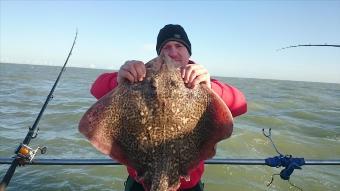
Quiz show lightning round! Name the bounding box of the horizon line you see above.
[1,62,339,85]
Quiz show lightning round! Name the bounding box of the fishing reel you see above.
[15,143,47,163]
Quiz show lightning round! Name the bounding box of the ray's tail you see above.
[149,158,180,191]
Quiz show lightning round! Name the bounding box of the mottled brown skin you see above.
[79,55,233,191]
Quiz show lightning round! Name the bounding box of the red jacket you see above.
[90,72,247,189]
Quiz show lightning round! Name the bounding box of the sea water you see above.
[0,63,339,191]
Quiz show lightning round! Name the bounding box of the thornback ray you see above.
[79,55,233,191]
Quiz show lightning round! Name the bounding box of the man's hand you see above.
[181,64,211,89]
[117,60,146,84]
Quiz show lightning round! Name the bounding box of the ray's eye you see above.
[150,79,157,89]
[170,80,177,87]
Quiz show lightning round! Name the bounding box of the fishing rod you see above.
[277,44,340,51]
[0,30,78,189]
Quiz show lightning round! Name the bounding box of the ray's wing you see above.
[177,85,234,175]
[78,86,132,166]
[197,86,233,160]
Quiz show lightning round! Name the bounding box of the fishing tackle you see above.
[277,44,340,51]
[0,30,78,189]
[15,144,47,163]
[263,128,304,191]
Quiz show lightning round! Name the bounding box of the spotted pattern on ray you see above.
[79,55,233,191]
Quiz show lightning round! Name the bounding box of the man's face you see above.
[160,41,190,66]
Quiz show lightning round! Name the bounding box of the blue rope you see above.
[265,155,305,180]
[262,128,305,190]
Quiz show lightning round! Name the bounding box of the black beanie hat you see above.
[156,24,192,55]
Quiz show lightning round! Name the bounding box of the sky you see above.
[0,0,339,83]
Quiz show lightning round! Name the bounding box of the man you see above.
[90,24,247,191]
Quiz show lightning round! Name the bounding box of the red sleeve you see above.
[90,72,119,99]
[211,79,247,117]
